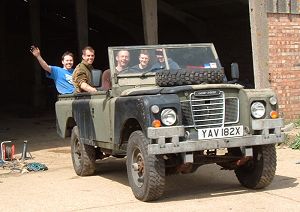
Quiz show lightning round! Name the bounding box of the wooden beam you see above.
[141,0,158,44]
[75,0,88,55]
[29,0,44,109]
[0,1,5,64]
[248,0,270,88]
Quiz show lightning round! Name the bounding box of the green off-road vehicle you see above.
[56,43,284,201]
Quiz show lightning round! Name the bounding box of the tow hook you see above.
[176,163,193,174]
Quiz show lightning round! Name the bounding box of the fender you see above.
[114,94,182,145]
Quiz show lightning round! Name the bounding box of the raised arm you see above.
[30,45,51,73]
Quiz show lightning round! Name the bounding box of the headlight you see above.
[269,96,277,105]
[251,102,265,118]
[161,109,177,126]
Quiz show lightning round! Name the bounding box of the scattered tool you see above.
[26,162,48,171]
[21,140,32,162]
[0,140,47,173]
[1,141,15,161]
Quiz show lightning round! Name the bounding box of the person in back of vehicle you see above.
[130,49,151,72]
[151,48,180,71]
[101,50,131,91]
[30,45,75,94]
[115,50,130,73]
[72,46,97,93]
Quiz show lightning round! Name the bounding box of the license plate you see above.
[198,126,243,140]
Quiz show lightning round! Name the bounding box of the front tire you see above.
[126,131,165,201]
[71,126,96,176]
[235,144,276,189]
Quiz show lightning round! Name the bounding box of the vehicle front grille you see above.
[225,97,239,124]
[181,91,239,129]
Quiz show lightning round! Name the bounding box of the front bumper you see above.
[147,118,284,155]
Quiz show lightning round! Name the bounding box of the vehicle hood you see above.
[120,84,244,96]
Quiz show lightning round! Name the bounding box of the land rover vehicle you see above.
[56,43,284,201]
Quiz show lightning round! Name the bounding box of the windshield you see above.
[108,44,222,76]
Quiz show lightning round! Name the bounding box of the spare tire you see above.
[155,68,224,87]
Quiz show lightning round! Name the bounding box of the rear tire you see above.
[71,126,96,176]
[126,130,165,201]
[235,144,276,189]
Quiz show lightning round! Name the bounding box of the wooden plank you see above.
[291,0,300,14]
[266,0,278,13]
[277,0,289,13]
[249,0,270,88]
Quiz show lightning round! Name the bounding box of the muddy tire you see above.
[155,68,224,87]
[235,144,276,189]
[71,126,96,176]
[126,130,165,201]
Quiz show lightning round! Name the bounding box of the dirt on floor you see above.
[0,112,300,211]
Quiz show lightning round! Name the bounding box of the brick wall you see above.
[268,13,300,121]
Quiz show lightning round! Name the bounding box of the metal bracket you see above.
[181,152,194,163]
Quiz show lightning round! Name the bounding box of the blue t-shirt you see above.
[46,66,75,94]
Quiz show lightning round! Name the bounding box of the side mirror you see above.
[91,69,102,87]
[231,63,239,80]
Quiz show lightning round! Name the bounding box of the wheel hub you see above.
[131,149,145,187]
[74,140,82,161]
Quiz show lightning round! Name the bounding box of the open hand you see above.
[30,45,41,57]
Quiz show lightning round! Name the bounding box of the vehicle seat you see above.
[101,69,112,91]
[91,69,102,88]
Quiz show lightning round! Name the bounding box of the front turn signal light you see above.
[270,111,279,119]
[152,119,161,128]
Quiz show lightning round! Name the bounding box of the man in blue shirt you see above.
[30,45,75,94]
